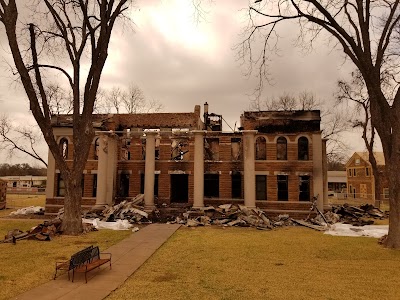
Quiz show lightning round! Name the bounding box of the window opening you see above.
[57,174,65,197]
[231,138,242,161]
[94,138,100,160]
[59,138,68,160]
[256,175,267,200]
[256,137,267,160]
[170,174,189,203]
[119,173,130,197]
[299,176,310,201]
[231,173,242,198]
[277,137,287,160]
[298,137,309,160]
[277,175,288,201]
[204,138,219,160]
[92,174,97,197]
[204,174,219,198]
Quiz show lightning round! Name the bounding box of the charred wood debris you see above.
[2,195,387,243]
[83,198,387,231]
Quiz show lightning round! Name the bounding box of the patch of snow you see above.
[9,206,44,215]
[324,223,388,238]
[82,218,134,230]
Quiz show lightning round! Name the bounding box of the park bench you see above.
[73,246,112,283]
[54,245,93,280]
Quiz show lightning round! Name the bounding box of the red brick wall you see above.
[47,129,321,213]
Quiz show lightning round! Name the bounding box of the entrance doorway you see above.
[170,174,189,203]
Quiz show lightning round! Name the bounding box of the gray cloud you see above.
[0,1,367,165]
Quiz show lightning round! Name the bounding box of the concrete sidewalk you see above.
[14,223,181,300]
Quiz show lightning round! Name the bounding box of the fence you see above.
[328,192,390,210]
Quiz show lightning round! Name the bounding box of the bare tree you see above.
[0,115,47,167]
[0,0,131,234]
[240,0,400,249]
[337,71,383,207]
[46,84,73,115]
[106,87,123,114]
[103,84,163,114]
[122,84,145,113]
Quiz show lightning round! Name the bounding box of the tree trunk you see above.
[385,160,400,248]
[61,175,83,235]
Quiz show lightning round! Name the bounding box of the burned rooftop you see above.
[240,110,321,134]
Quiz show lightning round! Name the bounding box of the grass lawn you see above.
[0,194,46,217]
[107,226,400,300]
[0,219,132,300]
[6,194,46,208]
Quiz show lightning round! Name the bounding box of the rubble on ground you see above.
[79,197,388,232]
[2,195,388,243]
[2,218,97,243]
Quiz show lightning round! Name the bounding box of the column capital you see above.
[144,131,159,136]
[241,130,258,135]
[192,130,207,135]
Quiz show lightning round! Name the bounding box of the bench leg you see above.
[85,271,87,284]
[72,270,75,283]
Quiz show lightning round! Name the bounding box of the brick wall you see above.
[47,112,323,214]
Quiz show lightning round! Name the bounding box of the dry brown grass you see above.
[6,194,46,208]
[0,194,46,217]
[107,226,400,300]
[0,219,132,300]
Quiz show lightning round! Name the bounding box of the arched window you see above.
[94,138,100,160]
[59,138,68,159]
[256,136,267,160]
[276,137,287,160]
[298,137,309,160]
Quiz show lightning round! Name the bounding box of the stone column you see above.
[106,136,117,205]
[243,130,257,208]
[322,138,329,209]
[312,133,324,211]
[46,151,56,198]
[96,134,108,206]
[193,130,205,208]
[144,131,157,209]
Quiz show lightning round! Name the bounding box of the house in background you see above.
[0,176,47,193]
[327,170,347,197]
[346,152,388,204]
[45,104,328,217]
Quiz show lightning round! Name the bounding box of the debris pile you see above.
[169,204,293,230]
[2,218,96,243]
[330,203,386,226]
[81,198,388,232]
[83,198,151,224]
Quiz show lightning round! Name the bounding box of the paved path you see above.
[13,223,181,300]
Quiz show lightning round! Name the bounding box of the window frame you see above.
[255,136,267,160]
[277,175,289,201]
[276,137,287,160]
[297,137,309,160]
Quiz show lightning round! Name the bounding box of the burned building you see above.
[45,104,328,216]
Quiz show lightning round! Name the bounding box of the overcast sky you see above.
[0,0,371,166]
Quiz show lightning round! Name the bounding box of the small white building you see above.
[327,171,347,197]
[0,176,47,192]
